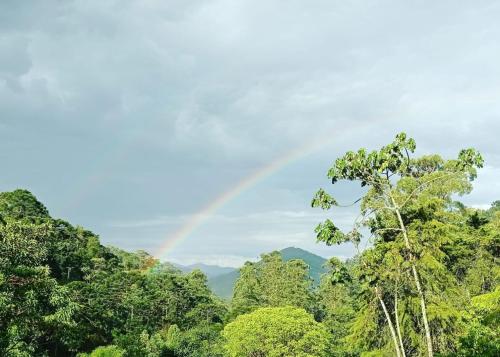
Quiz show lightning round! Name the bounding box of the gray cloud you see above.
[1,0,499,266]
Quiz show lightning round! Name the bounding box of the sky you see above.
[1,0,500,267]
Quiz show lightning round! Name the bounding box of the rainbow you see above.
[155,135,335,260]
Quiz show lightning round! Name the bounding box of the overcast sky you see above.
[1,1,499,266]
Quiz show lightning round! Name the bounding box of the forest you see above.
[0,133,498,357]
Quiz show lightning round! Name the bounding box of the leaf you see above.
[311,189,338,209]
[315,220,348,245]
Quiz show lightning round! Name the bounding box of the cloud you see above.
[108,209,348,228]
[168,254,258,268]
[1,0,500,264]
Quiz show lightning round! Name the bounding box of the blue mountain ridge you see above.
[174,247,329,299]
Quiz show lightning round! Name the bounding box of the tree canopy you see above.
[223,306,330,357]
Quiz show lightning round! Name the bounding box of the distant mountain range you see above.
[173,247,328,299]
[172,262,236,279]
[206,269,239,299]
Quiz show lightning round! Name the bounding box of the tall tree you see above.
[312,133,483,356]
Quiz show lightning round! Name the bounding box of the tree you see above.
[222,306,330,357]
[231,252,314,316]
[0,221,77,355]
[78,345,125,357]
[0,189,50,221]
[317,258,359,356]
[165,322,225,357]
[312,133,483,356]
[66,264,226,354]
[455,287,500,356]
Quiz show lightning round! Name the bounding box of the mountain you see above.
[173,263,236,279]
[207,247,329,299]
[208,269,240,299]
[279,247,328,285]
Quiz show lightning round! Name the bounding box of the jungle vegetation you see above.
[0,133,498,356]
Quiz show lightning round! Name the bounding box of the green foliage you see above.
[314,219,349,246]
[80,345,125,357]
[0,189,50,221]
[64,264,226,354]
[0,148,498,357]
[324,258,351,285]
[312,188,338,209]
[231,252,314,316]
[209,247,327,299]
[317,259,360,356]
[0,190,227,356]
[166,323,224,357]
[0,220,78,356]
[279,247,328,285]
[223,306,330,357]
[312,133,492,356]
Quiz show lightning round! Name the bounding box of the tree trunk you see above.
[411,264,433,357]
[394,291,406,357]
[391,196,433,357]
[376,287,402,357]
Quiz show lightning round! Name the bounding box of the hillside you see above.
[207,247,328,299]
[208,269,240,299]
[279,247,328,284]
